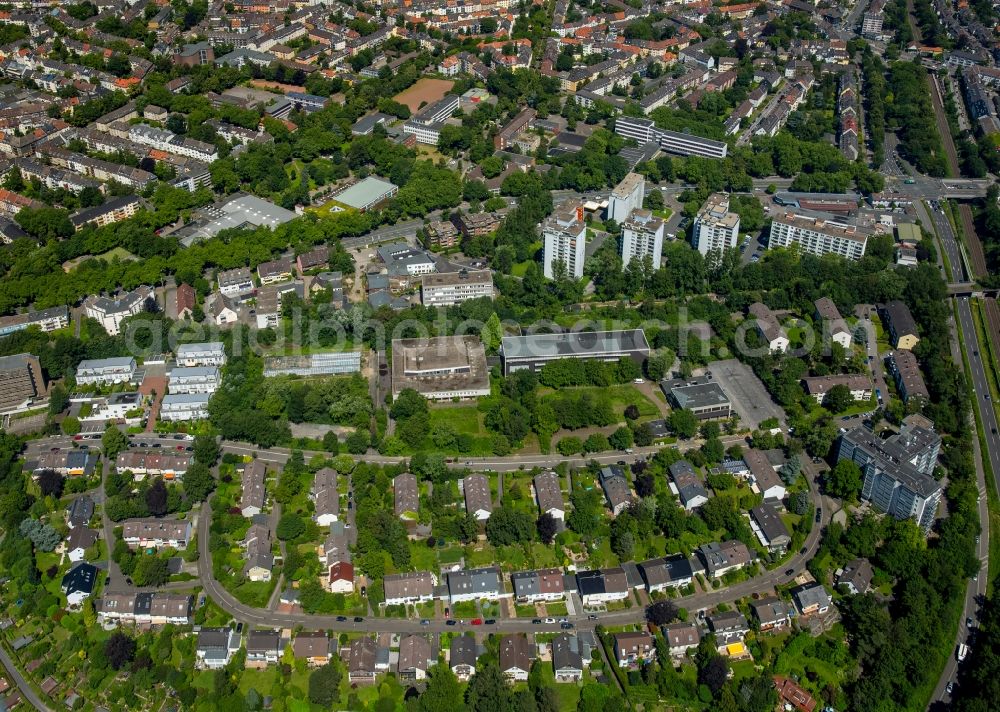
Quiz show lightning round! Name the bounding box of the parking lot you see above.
[706,359,786,431]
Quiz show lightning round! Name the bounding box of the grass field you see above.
[540,384,659,419]
[394,78,454,113]
[64,246,137,271]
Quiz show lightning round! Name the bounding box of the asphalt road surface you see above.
[0,646,52,712]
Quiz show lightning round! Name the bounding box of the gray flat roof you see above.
[335,177,398,210]
[501,329,649,360]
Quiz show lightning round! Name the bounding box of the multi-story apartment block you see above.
[75,357,137,386]
[83,286,154,335]
[0,306,69,336]
[420,269,494,307]
[542,204,586,279]
[176,342,226,367]
[692,193,740,256]
[159,393,211,421]
[608,172,645,223]
[621,208,665,268]
[837,415,942,533]
[167,367,221,395]
[768,212,869,260]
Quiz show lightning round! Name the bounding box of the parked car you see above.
[484,619,496,625]
[560,622,574,629]
[353,617,364,623]
[446,620,457,626]
[420,619,430,626]
[471,619,483,626]
[336,616,347,622]
[532,619,542,624]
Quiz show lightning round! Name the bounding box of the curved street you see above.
[195,448,832,635]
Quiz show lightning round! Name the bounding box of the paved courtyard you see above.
[706,359,787,431]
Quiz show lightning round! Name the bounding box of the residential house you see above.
[638,555,693,592]
[879,300,919,350]
[613,631,654,668]
[534,471,565,520]
[551,632,585,682]
[773,675,817,712]
[599,465,633,515]
[450,635,478,682]
[742,449,786,501]
[240,460,267,517]
[463,473,493,521]
[511,568,566,602]
[698,540,753,578]
[311,467,338,526]
[67,495,94,529]
[837,558,873,595]
[748,302,789,353]
[665,622,701,657]
[121,519,192,550]
[576,568,629,606]
[447,567,503,603]
[499,635,533,682]
[293,632,332,667]
[243,523,274,582]
[814,297,851,348]
[751,596,791,631]
[397,635,434,681]
[245,630,282,669]
[793,583,833,616]
[257,256,293,284]
[669,460,710,510]
[348,637,378,684]
[61,562,97,607]
[708,610,750,645]
[394,473,419,519]
[196,628,240,669]
[750,502,792,554]
[384,571,435,605]
[296,245,329,275]
[327,561,354,594]
[65,527,98,563]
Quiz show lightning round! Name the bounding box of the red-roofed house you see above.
[328,561,355,594]
[773,676,817,712]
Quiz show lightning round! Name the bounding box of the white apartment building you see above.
[168,366,221,394]
[608,172,645,223]
[217,267,255,297]
[768,212,869,260]
[691,194,740,256]
[542,205,587,279]
[159,393,211,421]
[83,286,153,335]
[75,357,137,386]
[420,269,494,307]
[176,342,227,367]
[621,208,665,268]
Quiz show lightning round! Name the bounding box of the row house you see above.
[121,519,193,550]
[97,593,194,626]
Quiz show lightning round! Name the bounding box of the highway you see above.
[920,198,994,706]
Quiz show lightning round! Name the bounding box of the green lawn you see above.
[541,384,659,420]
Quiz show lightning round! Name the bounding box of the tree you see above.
[583,433,610,453]
[624,404,641,421]
[193,435,220,465]
[37,469,65,498]
[486,507,534,546]
[466,664,511,712]
[419,664,465,712]
[345,429,370,454]
[827,459,863,501]
[609,426,634,451]
[322,430,340,454]
[145,478,168,516]
[669,409,698,439]
[823,384,854,413]
[105,632,137,670]
[61,416,81,435]
[557,437,583,456]
[102,425,129,459]
[49,383,69,415]
[183,462,215,502]
[277,513,306,541]
[131,555,169,587]
[698,656,729,696]
[536,513,558,544]
[646,600,678,626]
[308,662,342,707]
[633,422,654,447]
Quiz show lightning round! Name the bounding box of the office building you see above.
[391,335,490,400]
[692,193,740,256]
[542,204,587,279]
[614,116,728,158]
[0,353,44,414]
[421,269,494,307]
[500,329,649,374]
[608,172,645,223]
[403,95,460,145]
[768,212,869,260]
[837,415,942,533]
[621,209,665,268]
